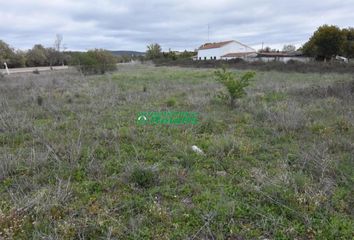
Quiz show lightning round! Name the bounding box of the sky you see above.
[1,0,353,52]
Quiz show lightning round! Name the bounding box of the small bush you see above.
[33,69,40,74]
[265,101,306,132]
[166,98,177,107]
[36,96,43,106]
[130,167,157,188]
[335,118,351,132]
[214,68,255,107]
[197,118,227,134]
[298,143,337,186]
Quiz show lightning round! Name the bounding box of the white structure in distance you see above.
[197,40,256,61]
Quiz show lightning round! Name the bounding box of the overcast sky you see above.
[1,0,353,52]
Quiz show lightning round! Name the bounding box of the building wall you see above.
[221,53,258,61]
[222,56,255,61]
[257,56,311,63]
[197,47,224,60]
[197,41,255,60]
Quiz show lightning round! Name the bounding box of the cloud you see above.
[0,0,353,51]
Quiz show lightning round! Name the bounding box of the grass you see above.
[0,64,353,239]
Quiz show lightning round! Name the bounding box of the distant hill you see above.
[109,51,145,56]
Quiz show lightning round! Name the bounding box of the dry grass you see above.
[0,65,353,239]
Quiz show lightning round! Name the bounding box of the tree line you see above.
[0,40,68,68]
[0,36,118,75]
[145,43,196,60]
[0,35,69,68]
[1,40,196,71]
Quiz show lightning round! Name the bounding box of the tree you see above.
[262,46,271,52]
[26,44,48,67]
[0,40,26,68]
[180,50,197,59]
[342,28,354,58]
[70,49,117,75]
[54,34,63,52]
[303,25,345,60]
[163,50,177,60]
[282,44,296,52]
[46,47,59,67]
[53,34,66,65]
[87,49,117,74]
[0,40,15,67]
[146,43,162,59]
[260,46,278,53]
[10,50,26,68]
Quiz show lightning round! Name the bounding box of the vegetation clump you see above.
[36,96,43,106]
[146,43,162,59]
[214,67,255,107]
[70,49,117,75]
[166,97,177,107]
[129,167,157,188]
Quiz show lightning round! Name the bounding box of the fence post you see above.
[4,62,10,75]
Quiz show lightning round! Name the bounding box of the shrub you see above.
[129,167,157,188]
[197,118,227,134]
[70,49,117,75]
[335,118,351,132]
[265,101,306,132]
[8,50,26,68]
[26,44,48,67]
[166,98,177,107]
[214,67,255,107]
[36,96,43,106]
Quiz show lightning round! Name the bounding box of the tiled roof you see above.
[198,41,234,50]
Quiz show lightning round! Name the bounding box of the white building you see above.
[197,40,256,61]
[256,52,311,63]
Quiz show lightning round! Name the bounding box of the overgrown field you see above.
[0,65,353,239]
